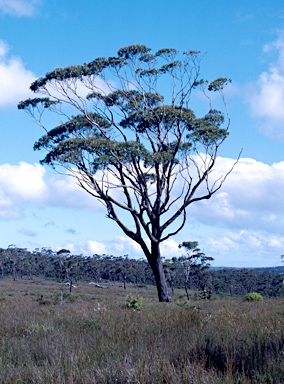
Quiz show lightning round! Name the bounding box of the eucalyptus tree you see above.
[5,245,29,281]
[56,249,78,292]
[19,44,235,302]
[178,241,214,300]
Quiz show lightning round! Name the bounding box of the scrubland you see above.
[0,278,283,383]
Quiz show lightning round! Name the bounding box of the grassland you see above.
[0,278,283,383]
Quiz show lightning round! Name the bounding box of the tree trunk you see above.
[184,284,190,301]
[149,243,171,302]
[169,279,174,297]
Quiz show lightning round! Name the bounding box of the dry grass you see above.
[0,278,283,383]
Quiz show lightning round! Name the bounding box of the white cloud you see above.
[0,156,281,235]
[205,229,284,267]
[0,161,103,220]
[87,240,107,255]
[57,241,107,257]
[0,0,40,17]
[245,34,284,140]
[0,39,36,106]
[160,239,183,258]
[0,161,47,219]
[101,237,185,259]
[113,236,143,256]
[182,156,284,266]
[0,40,9,57]
[1,156,284,266]
[0,161,46,200]
[188,157,284,234]
[206,236,237,256]
[46,172,102,210]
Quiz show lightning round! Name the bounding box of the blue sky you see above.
[1,0,284,267]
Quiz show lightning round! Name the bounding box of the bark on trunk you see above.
[169,279,174,297]
[185,284,190,301]
[149,243,171,302]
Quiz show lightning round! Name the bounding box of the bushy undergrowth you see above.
[0,278,283,383]
[244,292,264,301]
[125,294,143,311]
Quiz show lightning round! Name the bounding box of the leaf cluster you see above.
[178,241,214,270]
[18,97,59,110]
[87,90,164,113]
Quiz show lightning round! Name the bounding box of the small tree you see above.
[178,241,213,300]
[57,249,77,292]
[163,259,178,297]
[19,44,236,302]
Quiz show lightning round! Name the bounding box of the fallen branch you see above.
[89,282,109,289]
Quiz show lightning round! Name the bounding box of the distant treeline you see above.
[0,246,283,297]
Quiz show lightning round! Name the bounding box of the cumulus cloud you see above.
[87,236,182,259]
[0,161,47,219]
[46,172,102,210]
[87,240,107,255]
[245,34,284,140]
[0,40,35,106]
[0,0,40,17]
[0,40,9,57]
[188,156,284,234]
[0,161,102,220]
[0,156,282,235]
[182,155,284,265]
[113,236,143,256]
[1,156,284,265]
[205,230,284,267]
[160,239,183,258]
[107,237,184,259]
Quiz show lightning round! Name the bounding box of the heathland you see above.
[0,277,284,383]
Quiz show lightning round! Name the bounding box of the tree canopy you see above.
[19,44,235,302]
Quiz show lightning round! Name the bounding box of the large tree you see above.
[19,44,236,302]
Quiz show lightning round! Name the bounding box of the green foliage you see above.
[125,294,143,311]
[17,97,58,109]
[156,48,178,57]
[244,292,264,302]
[19,45,230,174]
[208,77,232,91]
[117,44,150,59]
[56,249,71,256]
[178,241,214,271]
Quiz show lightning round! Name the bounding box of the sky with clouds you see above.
[1,0,284,267]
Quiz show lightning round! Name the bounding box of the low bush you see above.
[244,292,264,301]
[125,294,143,311]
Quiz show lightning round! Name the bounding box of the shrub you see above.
[125,294,143,311]
[244,292,264,302]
